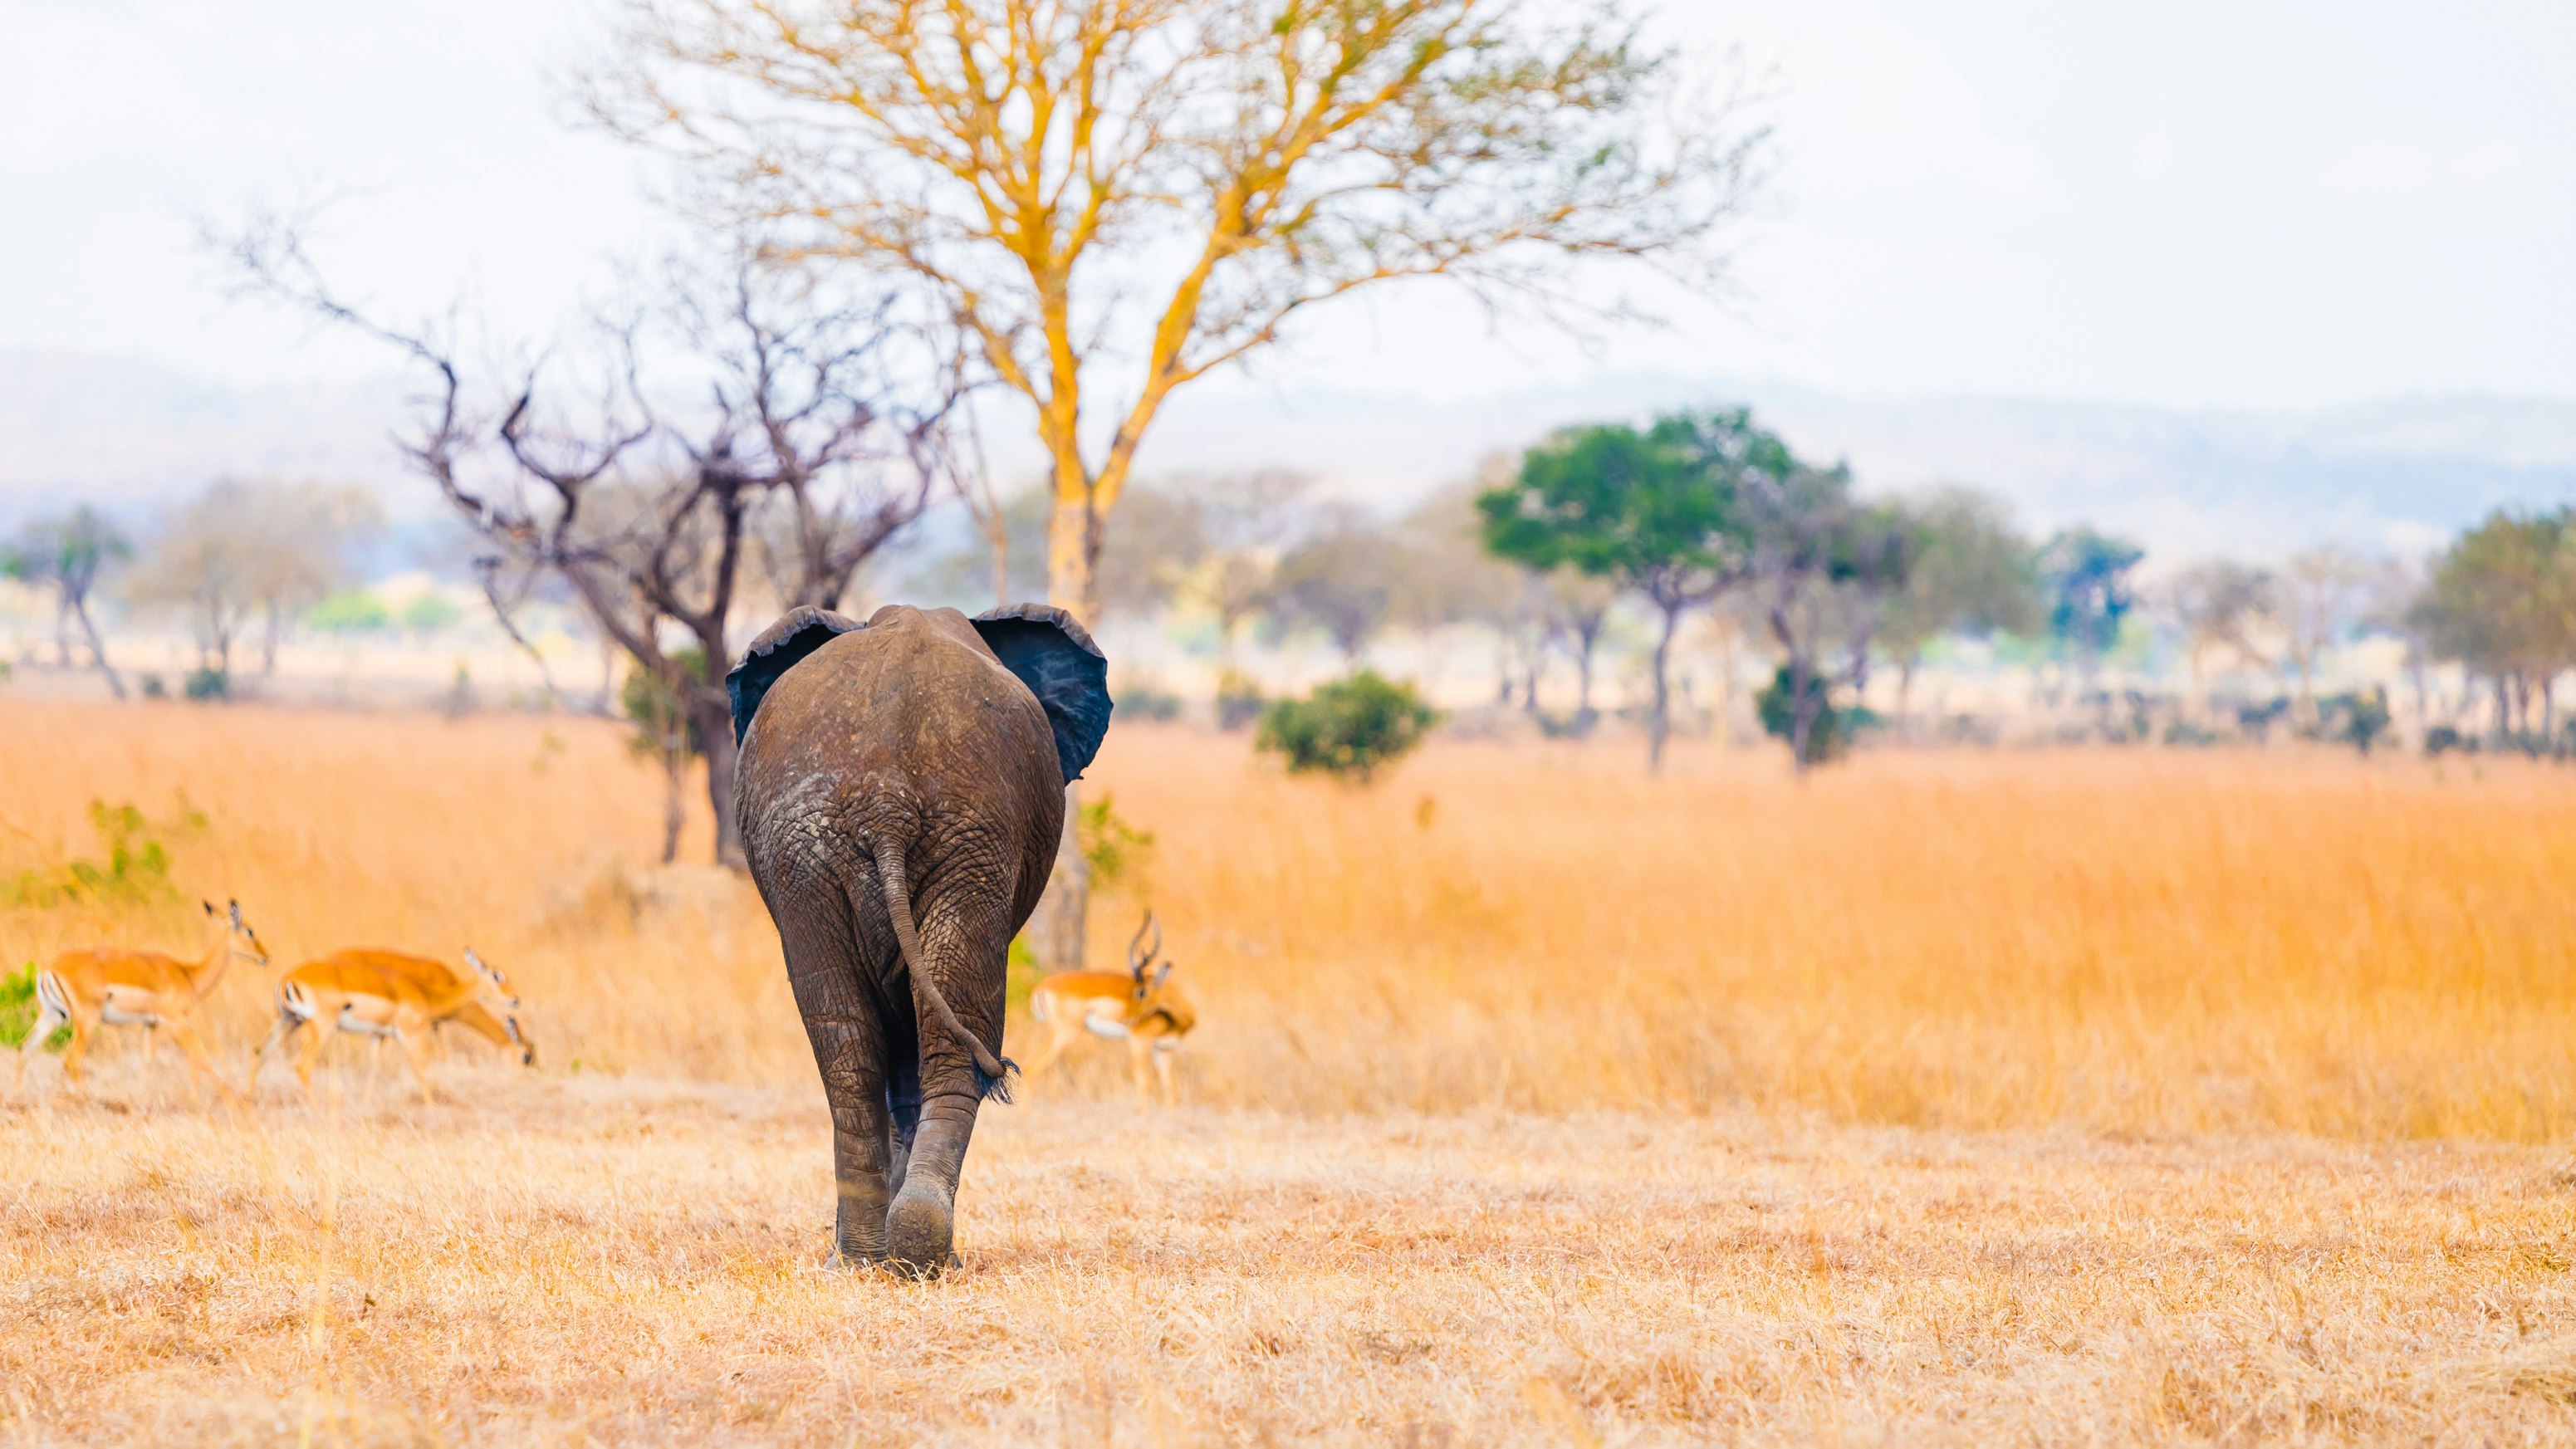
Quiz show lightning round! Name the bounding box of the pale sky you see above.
[6,0,2572,412]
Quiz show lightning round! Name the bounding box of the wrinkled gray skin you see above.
[735,605,1062,1273]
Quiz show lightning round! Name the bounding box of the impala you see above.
[249,946,533,1106]
[1023,913,1197,1105]
[14,898,271,1107]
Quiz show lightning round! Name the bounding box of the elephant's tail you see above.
[870,836,1017,1100]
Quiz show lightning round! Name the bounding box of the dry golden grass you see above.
[4,698,2576,1442]
[9,1084,2576,1445]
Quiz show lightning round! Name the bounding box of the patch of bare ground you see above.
[5,1071,2574,1445]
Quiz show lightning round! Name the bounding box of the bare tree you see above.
[130,480,372,683]
[1741,465,1910,772]
[2279,546,2373,725]
[2167,561,2276,713]
[1184,470,1315,666]
[1270,518,1408,667]
[1540,569,1619,726]
[229,226,957,864]
[2,507,132,698]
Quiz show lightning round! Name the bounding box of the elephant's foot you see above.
[884,1187,954,1277]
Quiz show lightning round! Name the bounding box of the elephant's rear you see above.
[724,602,1109,1273]
[734,607,1065,912]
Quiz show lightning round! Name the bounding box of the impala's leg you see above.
[1153,1041,1178,1108]
[247,1010,295,1099]
[780,898,897,1265]
[292,1005,334,1108]
[1016,1016,1075,1085]
[159,1017,243,1111]
[1128,1035,1153,1101]
[57,1006,100,1093]
[390,1007,437,1105]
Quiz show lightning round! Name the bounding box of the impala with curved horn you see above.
[1022,912,1197,1105]
[249,946,533,1106]
[14,899,271,1108]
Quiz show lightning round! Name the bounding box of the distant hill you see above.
[10,347,2575,566]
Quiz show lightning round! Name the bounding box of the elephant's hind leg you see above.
[777,901,898,1265]
[883,897,1011,1276]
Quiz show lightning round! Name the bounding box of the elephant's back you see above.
[737,609,1060,838]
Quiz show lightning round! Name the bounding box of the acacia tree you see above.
[597,0,1762,955]
[2413,509,2576,737]
[232,229,957,863]
[1,507,132,698]
[1481,410,1782,770]
[1874,487,2038,724]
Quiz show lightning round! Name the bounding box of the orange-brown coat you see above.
[250,947,531,1105]
[13,900,270,1108]
[1021,914,1197,1105]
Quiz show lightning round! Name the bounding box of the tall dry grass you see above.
[4,699,2574,1140]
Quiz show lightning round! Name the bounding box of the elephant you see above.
[727,601,1112,1274]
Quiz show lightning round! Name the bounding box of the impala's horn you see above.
[1126,911,1161,979]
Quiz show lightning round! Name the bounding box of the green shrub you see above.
[308,590,393,633]
[0,963,68,1050]
[403,593,464,631]
[1256,672,1438,784]
[1755,664,1873,766]
[1079,791,1156,899]
[0,800,189,909]
[184,668,228,701]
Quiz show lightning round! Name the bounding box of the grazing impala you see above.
[1023,913,1197,1105]
[14,899,271,1107]
[249,947,533,1105]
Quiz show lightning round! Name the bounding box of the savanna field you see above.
[7,699,2576,1444]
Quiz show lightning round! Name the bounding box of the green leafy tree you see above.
[2040,528,2147,677]
[1,507,133,698]
[1256,672,1438,785]
[2412,509,2576,738]
[1481,409,1783,769]
[1875,488,2039,720]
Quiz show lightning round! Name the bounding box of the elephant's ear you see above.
[727,606,865,745]
[972,604,1113,782]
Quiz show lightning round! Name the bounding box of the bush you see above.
[0,799,193,910]
[2330,686,2393,757]
[184,668,228,702]
[0,963,67,1050]
[140,673,166,699]
[1079,792,1156,899]
[1256,672,1437,784]
[308,590,392,633]
[1754,664,1872,765]
[1215,670,1266,732]
[404,593,465,632]
[2425,724,2469,756]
